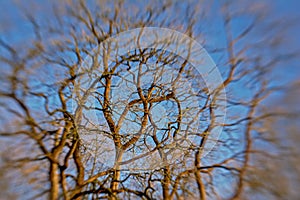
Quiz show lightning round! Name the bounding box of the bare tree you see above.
[0,0,299,199]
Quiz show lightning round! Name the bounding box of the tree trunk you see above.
[110,149,123,200]
[49,162,59,200]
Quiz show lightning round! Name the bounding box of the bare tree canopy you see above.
[0,0,299,200]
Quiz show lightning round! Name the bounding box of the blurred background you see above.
[0,0,299,199]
